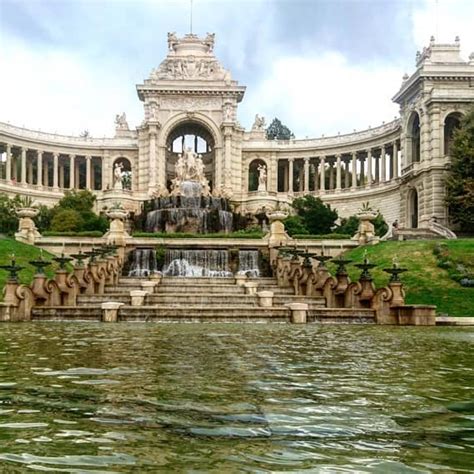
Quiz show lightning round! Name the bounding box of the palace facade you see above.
[1,33,473,230]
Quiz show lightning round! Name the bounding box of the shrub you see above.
[291,195,338,235]
[50,209,84,232]
[0,194,20,235]
[283,215,309,236]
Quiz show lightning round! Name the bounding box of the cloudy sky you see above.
[1,0,473,138]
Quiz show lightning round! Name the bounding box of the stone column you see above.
[313,160,319,192]
[59,163,65,188]
[328,162,334,190]
[69,154,75,189]
[319,156,326,193]
[5,144,11,181]
[21,147,27,185]
[374,154,380,183]
[27,157,33,184]
[53,152,59,190]
[85,155,92,190]
[351,152,357,189]
[44,158,49,187]
[392,141,399,178]
[366,149,372,187]
[148,128,157,193]
[360,157,365,187]
[288,158,294,194]
[101,156,106,190]
[344,160,350,188]
[381,146,386,183]
[37,151,43,187]
[303,157,310,192]
[335,154,341,192]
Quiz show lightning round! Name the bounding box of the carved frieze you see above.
[160,96,222,111]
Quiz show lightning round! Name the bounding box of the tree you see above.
[50,209,84,232]
[446,108,474,233]
[0,194,20,236]
[266,118,295,140]
[289,195,338,235]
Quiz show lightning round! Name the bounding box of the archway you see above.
[248,159,266,191]
[407,112,421,163]
[444,112,462,156]
[165,121,215,191]
[112,157,132,190]
[408,189,419,228]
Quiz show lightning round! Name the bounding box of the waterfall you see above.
[163,249,232,277]
[144,181,233,234]
[237,250,260,277]
[128,248,160,277]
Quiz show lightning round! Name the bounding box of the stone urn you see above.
[266,210,290,247]
[15,207,41,244]
[104,208,130,246]
[353,210,378,245]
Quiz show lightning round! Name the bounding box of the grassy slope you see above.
[332,239,474,317]
[0,237,64,299]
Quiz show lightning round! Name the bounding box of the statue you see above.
[252,114,266,131]
[175,155,186,181]
[115,113,129,131]
[195,154,205,181]
[167,32,178,51]
[183,147,196,176]
[257,164,267,192]
[223,103,233,122]
[113,162,124,191]
[204,33,215,52]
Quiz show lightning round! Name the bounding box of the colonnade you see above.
[0,143,105,191]
[276,142,399,194]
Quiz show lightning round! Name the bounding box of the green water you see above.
[0,324,473,473]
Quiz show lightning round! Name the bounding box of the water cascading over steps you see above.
[145,181,233,234]
[127,248,160,277]
[237,250,260,277]
[163,249,233,277]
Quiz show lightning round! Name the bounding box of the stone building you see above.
[1,33,473,231]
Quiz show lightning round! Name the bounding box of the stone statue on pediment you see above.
[168,32,178,51]
[115,113,129,131]
[204,33,215,52]
[257,164,267,191]
[252,114,266,131]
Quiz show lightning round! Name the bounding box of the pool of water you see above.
[0,323,473,472]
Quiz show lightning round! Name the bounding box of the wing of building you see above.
[1,33,473,230]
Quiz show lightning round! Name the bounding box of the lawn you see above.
[333,239,474,317]
[0,237,64,300]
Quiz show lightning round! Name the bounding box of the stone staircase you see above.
[31,276,376,324]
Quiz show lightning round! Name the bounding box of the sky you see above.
[1,0,473,139]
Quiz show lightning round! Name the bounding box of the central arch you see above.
[165,121,216,191]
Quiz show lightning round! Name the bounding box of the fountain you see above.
[237,250,260,277]
[144,147,233,234]
[128,247,160,277]
[163,249,232,277]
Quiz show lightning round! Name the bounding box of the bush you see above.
[291,195,338,235]
[337,216,359,236]
[43,230,103,237]
[50,209,84,232]
[293,233,351,240]
[0,194,20,235]
[283,215,309,236]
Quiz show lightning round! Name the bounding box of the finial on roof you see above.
[402,73,409,81]
[455,36,460,43]
[430,35,435,45]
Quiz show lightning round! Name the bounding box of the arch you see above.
[407,188,419,228]
[248,158,268,192]
[164,120,216,191]
[112,157,132,190]
[406,111,421,164]
[159,112,222,149]
[444,112,463,156]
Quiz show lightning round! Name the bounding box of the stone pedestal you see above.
[396,305,436,326]
[244,281,259,295]
[287,303,308,324]
[257,290,273,307]
[235,275,247,286]
[130,290,148,306]
[352,211,379,245]
[141,281,158,294]
[101,302,124,322]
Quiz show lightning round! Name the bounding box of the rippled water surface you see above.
[0,323,473,472]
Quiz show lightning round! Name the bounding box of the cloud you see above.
[239,51,401,137]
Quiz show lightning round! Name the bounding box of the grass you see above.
[332,239,474,317]
[0,237,68,300]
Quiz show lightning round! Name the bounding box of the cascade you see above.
[163,249,233,277]
[127,247,160,277]
[237,250,260,277]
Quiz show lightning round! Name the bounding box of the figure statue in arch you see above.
[113,162,124,191]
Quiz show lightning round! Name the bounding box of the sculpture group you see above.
[171,147,210,196]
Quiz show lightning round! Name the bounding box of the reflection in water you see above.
[0,324,473,472]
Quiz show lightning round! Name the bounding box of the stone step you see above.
[118,305,290,322]
[77,293,327,308]
[308,308,376,323]
[31,306,102,321]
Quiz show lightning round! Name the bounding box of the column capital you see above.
[320,156,325,163]
[335,153,341,159]
[37,149,44,156]
[53,152,59,159]
[69,154,76,159]
[352,151,357,158]
[85,155,92,160]
[380,144,386,152]
[288,157,295,162]
[21,146,28,153]
[304,157,310,163]
[366,148,372,155]
[6,143,11,152]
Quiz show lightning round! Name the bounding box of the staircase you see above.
[31,276,376,324]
